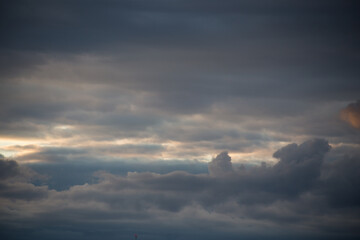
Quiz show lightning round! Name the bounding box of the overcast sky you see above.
[1,1,360,239]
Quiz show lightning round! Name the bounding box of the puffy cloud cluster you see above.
[208,151,234,176]
[0,157,20,180]
[1,139,360,239]
[0,158,48,201]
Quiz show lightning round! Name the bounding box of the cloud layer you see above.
[1,139,360,239]
[1,1,360,239]
[1,0,359,164]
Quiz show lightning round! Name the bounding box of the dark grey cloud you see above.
[1,139,360,239]
[27,160,208,191]
[2,0,359,51]
[0,157,40,181]
[319,154,360,207]
[1,0,359,150]
[1,0,359,102]
[0,181,48,201]
[270,139,330,195]
[0,50,46,80]
[208,151,234,176]
[0,158,48,201]
[1,1,360,238]
[0,158,20,180]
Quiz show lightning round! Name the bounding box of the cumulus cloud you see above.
[1,139,360,239]
[319,154,360,207]
[341,100,360,129]
[0,158,39,181]
[0,158,48,201]
[208,151,234,176]
[271,139,331,195]
[0,158,20,180]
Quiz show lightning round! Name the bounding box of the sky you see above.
[0,0,360,239]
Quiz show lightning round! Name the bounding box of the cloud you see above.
[0,158,20,180]
[0,158,38,181]
[319,154,360,207]
[0,181,49,201]
[208,151,234,176]
[341,100,360,129]
[2,139,360,239]
[1,1,360,238]
[1,0,359,157]
[2,0,359,53]
[14,144,166,163]
[271,139,331,195]
[0,158,48,201]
